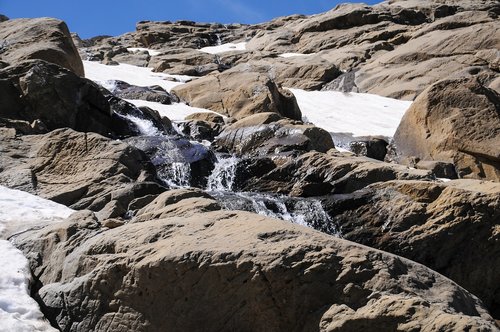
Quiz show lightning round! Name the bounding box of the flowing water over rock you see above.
[121,112,337,232]
[205,154,339,234]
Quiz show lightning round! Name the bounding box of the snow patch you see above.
[83,61,194,92]
[199,42,247,54]
[125,99,226,122]
[127,47,162,56]
[0,185,74,332]
[289,88,412,137]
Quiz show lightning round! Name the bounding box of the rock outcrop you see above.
[322,179,500,319]
[172,64,302,120]
[0,128,163,212]
[0,60,133,137]
[392,77,500,181]
[0,17,84,76]
[235,150,432,197]
[11,190,499,332]
[215,113,334,157]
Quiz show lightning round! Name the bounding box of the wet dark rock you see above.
[126,136,216,188]
[0,60,133,137]
[349,138,388,161]
[105,80,179,104]
[176,120,222,141]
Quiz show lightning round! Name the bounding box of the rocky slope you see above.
[0,0,499,330]
[11,190,499,332]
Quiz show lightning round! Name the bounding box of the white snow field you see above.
[289,88,412,137]
[199,42,247,54]
[83,60,194,92]
[0,185,74,332]
[126,99,225,122]
[126,47,162,56]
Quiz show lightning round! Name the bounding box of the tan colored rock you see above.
[0,128,164,211]
[0,18,84,76]
[392,77,500,181]
[11,189,498,331]
[325,179,500,319]
[216,120,334,157]
[240,150,432,196]
[172,63,302,120]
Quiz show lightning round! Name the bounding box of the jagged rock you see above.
[415,160,458,179]
[105,80,178,105]
[0,60,133,137]
[349,138,388,161]
[322,179,500,319]
[392,77,500,181]
[216,116,334,157]
[0,128,163,210]
[10,190,499,331]
[134,20,250,49]
[0,17,84,76]
[172,63,302,120]
[240,151,432,197]
[176,120,222,141]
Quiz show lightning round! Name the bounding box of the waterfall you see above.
[206,155,238,191]
[120,113,161,136]
[121,113,191,188]
[216,34,222,46]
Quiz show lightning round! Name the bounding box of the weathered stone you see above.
[172,63,302,120]
[0,129,163,210]
[216,120,334,157]
[11,190,499,331]
[0,60,133,137]
[392,77,500,181]
[323,179,500,319]
[0,17,84,76]
[240,151,432,197]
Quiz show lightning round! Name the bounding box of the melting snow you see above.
[126,99,226,122]
[199,42,247,54]
[0,185,73,332]
[83,60,194,92]
[289,88,412,137]
[126,47,162,56]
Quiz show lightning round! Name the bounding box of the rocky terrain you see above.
[0,0,499,331]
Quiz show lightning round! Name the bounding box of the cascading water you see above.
[206,154,339,235]
[121,112,338,234]
[206,155,238,191]
[119,111,192,187]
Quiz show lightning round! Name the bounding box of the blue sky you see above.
[1,0,381,39]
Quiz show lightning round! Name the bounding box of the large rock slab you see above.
[239,150,432,197]
[0,17,84,76]
[172,63,302,120]
[323,179,500,320]
[391,77,500,181]
[215,114,334,157]
[0,60,134,137]
[0,128,163,212]
[11,189,499,331]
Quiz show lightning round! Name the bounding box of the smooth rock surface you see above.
[11,190,499,332]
